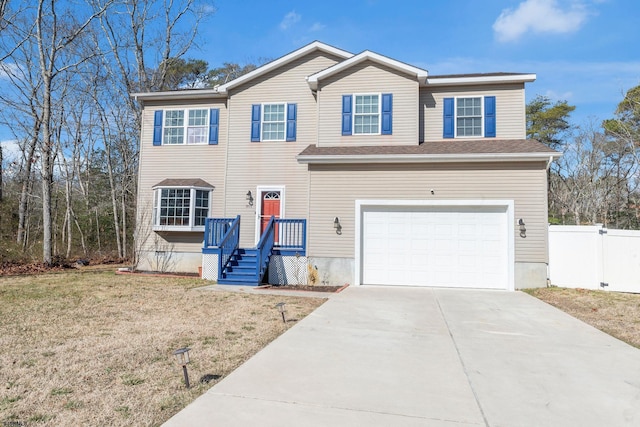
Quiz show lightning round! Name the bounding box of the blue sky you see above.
[195,0,639,126]
[1,0,639,154]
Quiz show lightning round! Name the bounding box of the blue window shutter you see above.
[484,96,496,137]
[251,104,261,142]
[153,110,163,146]
[208,108,219,145]
[443,98,454,138]
[286,103,297,141]
[381,93,393,135]
[342,95,352,136]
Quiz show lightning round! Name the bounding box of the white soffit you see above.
[426,74,536,86]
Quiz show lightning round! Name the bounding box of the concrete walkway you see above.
[164,286,640,426]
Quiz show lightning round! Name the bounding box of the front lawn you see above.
[0,268,326,426]
[525,287,640,349]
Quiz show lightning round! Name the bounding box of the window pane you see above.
[155,188,192,227]
[354,95,380,134]
[456,98,482,136]
[184,109,208,144]
[262,104,286,140]
[187,127,207,144]
[194,190,209,226]
[164,110,184,127]
[188,109,208,126]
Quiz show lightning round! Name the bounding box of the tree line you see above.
[0,0,262,265]
[529,87,640,228]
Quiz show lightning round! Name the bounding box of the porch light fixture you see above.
[518,219,526,238]
[276,302,287,323]
[246,190,254,206]
[333,217,342,235]
[173,347,191,388]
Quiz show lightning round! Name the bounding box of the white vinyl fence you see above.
[549,225,640,293]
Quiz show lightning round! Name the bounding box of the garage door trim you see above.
[354,199,515,291]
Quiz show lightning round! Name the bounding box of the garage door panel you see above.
[362,205,509,289]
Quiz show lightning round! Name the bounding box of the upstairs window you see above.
[152,187,210,231]
[443,96,496,138]
[163,110,185,144]
[187,109,209,144]
[354,94,380,134]
[342,93,392,136]
[262,104,286,141]
[456,97,482,137]
[251,103,297,142]
[153,108,219,146]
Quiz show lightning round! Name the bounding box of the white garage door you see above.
[361,205,509,289]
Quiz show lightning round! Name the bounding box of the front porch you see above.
[201,216,307,286]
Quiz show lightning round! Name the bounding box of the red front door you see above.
[260,191,281,236]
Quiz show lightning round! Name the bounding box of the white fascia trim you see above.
[297,152,561,164]
[307,50,429,90]
[217,41,353,94]
[425,74,536,86]
[131,89,225,102]
[354,199,515,291]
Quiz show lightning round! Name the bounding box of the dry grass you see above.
[525,287,640,348]
[0,268,326,426]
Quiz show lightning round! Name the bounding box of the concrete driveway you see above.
[163,286,640,426]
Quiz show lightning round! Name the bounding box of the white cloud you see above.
[1,139,21,162]
[493,0,589,43]
[279,11,301,30]
[309,22,326,32]
[544,89,574,101]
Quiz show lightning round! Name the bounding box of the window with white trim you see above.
[153,187,210,230]
[262,104,286,141]
[456,97,482,137]
[354,94,380,134]
[162,109,209,145]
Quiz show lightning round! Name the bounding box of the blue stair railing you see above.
[204,217,237,248]
[215,215,241,278]
[273,219,306,255]
[255,216,276,283]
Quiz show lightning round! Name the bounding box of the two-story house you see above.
[132,41,559,290]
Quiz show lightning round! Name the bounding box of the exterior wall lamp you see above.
[173,347,191,388]
[334,217,342,235]
[246,190,254,206]
[518,218,526,238]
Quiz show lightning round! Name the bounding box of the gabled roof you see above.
[297,140,560,164]
[426,72,536,86]
[306,50,429,90]
[216,41,353,94]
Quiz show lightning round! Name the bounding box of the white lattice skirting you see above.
[201,253,219,281]
[268,255,308,285]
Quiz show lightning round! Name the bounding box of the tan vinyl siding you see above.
[420,84,525,142]
[317,61,418,147]
[136,99,228,254]
[307,161,548,263]
[225,51,343,247]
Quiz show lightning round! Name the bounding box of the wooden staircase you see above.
[218,248,265,285]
